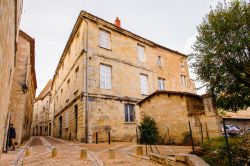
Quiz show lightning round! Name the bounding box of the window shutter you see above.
[137,45,145,61]
[99,30,110,49]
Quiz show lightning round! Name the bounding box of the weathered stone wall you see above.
[0,0,23,153]
[31,80,51,137]
[52,12,197,143]
[8,32,36,145]
[139,93,222,144]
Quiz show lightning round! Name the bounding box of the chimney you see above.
[115,17,121,28]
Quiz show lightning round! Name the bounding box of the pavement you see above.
[0,136,192,165]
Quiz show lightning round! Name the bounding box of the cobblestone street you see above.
[0,136,193,165]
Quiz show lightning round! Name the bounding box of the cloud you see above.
[182,34,197,55]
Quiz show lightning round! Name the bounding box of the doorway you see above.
[49,123,52,136]
[59,116,62,138]
[74,105,78,139]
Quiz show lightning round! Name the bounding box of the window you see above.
[181,75,187,87]
[140,74,148,95]
[137,44,145,61]
[124,104,135,122]
[158,78,165,90]
[99,29,110,49]
[100,64,112,89]
[180,60,184,67]
[157,56,162,67]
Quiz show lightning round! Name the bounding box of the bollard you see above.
[80,148,87,160]
[25,147,32,157]
[52,147,58,158]
[109,148,115,159]
[136,145,143,156]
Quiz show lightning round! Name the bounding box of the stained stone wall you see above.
[138,92,222,144]
[52,11,197,143]
[0,0,23,153]
[8,31,36,145]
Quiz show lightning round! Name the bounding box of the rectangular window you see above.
[180,60,184,67]
[157,56,162,67]
[99,29,110,49]
[158,77,165,90]
[181,75,187,87]
[140,74,148,95]
[137,44,145,61]
[100,64,112,89]
[124,104,135,122]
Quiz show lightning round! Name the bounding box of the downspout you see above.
[80,15,89,143]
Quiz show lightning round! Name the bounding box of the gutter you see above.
[80,15,89,143]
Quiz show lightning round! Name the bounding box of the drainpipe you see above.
[80,14,89,143]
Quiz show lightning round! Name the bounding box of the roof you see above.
[137,90,201,105]
[52,10,187,88]
[35,80,52,101]
[222,108,250,120]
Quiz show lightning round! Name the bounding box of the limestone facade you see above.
[8,30,37,145]
[32,80,52,136]
[137,91,222,144]
[0,0,23,153]
[50,11,196,143]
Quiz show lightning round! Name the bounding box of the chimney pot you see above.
[115,17,121,28]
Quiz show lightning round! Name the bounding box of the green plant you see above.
[182,132,191,145]
[199,137,250,166]
[138,115,159,144]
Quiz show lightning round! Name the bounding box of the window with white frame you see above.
[158,77,165,90]
[137,44,145,61]
[124,104,135,122]
[99,29,110,49]
[100,64,112,89]
[140,74,148,95]
[157,56,162,67]
[181,75,187,87]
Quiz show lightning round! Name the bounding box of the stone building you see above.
[8,30,37,145]
[32,80,52,136]
[223,108,250,132]
[0,0,23,153]
[51,11,196,143]
[137,91,222,144]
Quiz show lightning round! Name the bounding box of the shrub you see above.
[199,136,250,166]
[138,115,159,144]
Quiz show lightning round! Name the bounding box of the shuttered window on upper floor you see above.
[100,64,112,89]
[140,74,148,95]
[99,29,110,49]
[137,44,145,62]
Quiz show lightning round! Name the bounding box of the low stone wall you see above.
[149,153,209,166]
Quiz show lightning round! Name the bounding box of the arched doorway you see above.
[59,116,62,138]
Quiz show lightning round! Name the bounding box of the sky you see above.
[20,0,221,96]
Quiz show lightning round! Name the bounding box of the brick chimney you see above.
[115,17,121,28]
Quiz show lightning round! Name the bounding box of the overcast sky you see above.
[20,0,221,96]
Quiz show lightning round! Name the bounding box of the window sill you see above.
[124,122,136,124]
[99,46,112,51]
